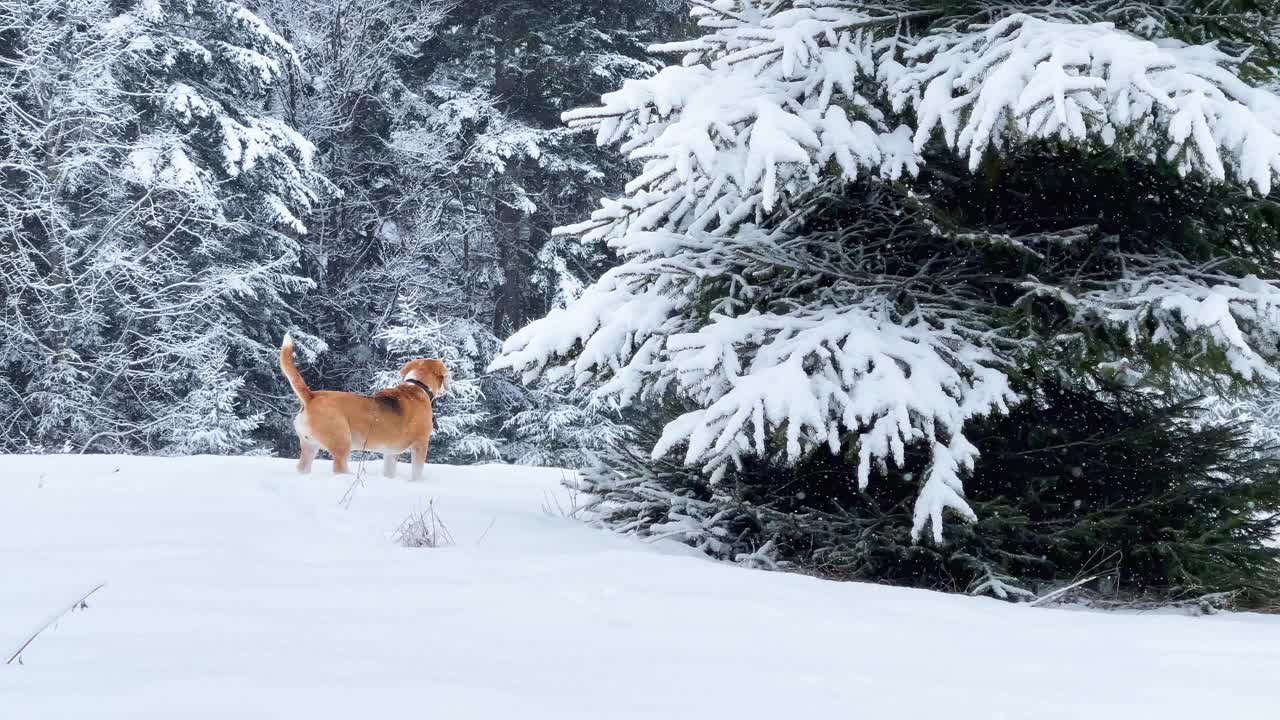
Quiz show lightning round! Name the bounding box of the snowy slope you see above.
[2,455,1278,719]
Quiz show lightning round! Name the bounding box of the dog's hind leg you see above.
[330,439,352,475]
[382,452,399,478]
[307,414,353,475]
[294,413,319,474]
[297,439,319,474]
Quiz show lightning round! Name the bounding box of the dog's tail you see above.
[279,334,313,405]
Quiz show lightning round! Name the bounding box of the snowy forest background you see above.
[6,0,1280,606]
[1,0,682,462]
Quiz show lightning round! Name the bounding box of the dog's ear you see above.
[428,359,449,393]
[399,361,414,378]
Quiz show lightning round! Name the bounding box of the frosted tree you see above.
[1205,385,1280,452]
[501,365,631,468]
[0,0,324,452]
[160,347,266,455]
[493,0,1280,559]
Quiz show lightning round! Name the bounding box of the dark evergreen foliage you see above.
[405,0,685,335]
[584,384,1280,606]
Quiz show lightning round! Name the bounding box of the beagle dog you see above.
[279,335,447,480]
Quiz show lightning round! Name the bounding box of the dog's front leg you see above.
[382,452,399,478]
[410,437,430,481]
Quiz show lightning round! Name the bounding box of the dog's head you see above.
[399,358,449,396]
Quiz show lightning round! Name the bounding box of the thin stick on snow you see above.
[429,500,456,546]
[1028,574,1105,608]
[475,516,497,545]
[6,583,106,666]
[338,461,367,509]
[339,423,376,509]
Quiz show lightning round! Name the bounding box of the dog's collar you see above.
[405,378,436,401]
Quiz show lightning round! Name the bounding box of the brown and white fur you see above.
[279,335,448,481]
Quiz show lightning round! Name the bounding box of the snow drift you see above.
[1,454,1278,718]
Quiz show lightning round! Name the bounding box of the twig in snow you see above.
[475,516,497,545]
[393,500,455,548]
[1072,589,1242,615]
[541,479,593,520]
[1029,574,1106,607]
[6,583,106,666]
[338,470,365,509]
[338,439,373,509]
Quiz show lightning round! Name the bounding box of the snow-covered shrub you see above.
[160,347,265,456]
[501,367,631,468]
[493,1,1280,597]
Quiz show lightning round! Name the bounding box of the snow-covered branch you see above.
[891,13,1280,194]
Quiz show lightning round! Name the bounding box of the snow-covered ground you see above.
[2,455,1278,718]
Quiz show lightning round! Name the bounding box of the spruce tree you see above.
[493,1,1280,601]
